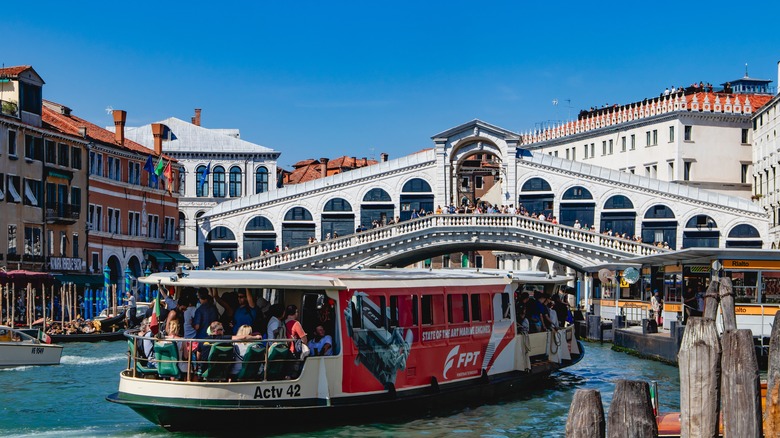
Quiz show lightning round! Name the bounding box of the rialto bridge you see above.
[197,120,768,272]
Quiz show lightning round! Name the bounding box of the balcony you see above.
[46,202,80,224]
[1,99,19,118]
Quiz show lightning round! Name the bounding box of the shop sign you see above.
[49,257,83,271]
[723,260,780,270]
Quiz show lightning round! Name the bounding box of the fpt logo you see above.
[443,345,481,380]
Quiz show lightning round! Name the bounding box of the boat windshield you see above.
[0,327,37,342]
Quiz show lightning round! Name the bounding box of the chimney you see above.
[361,157,367,167]
[380,152,388,162]
[192,108,202,126]
[78,126,88,139]
[151,123,164,156]
[113,110,127,144]
[319,158,329,178]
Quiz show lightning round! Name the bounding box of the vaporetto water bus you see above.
[107,269,584,432]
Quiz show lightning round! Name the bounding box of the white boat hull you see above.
[0,342,64,367]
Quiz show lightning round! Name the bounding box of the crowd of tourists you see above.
[132,286,335,381]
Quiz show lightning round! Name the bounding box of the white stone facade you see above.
[199,120,769,269]
[123,118,280,265]
[520,95,762,199]
[752,91,780,247]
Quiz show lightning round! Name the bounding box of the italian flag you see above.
[149,292,162,335]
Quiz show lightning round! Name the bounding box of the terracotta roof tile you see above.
[0,65,32,77]
[42,101,175,161]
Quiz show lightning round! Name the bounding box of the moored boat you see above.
[107,269,584,432]
[0,326,63,367]
[48,330,126,343]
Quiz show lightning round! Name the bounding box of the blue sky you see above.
[5,1,780,167]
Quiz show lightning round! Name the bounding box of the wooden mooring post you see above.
[721,329,762,437]
[678,316,720,438]
[765,311,780,436]
[565,389,605,438]
[606,380,657,438]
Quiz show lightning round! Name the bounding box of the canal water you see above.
[0,341,680,437]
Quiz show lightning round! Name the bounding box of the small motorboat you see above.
[48,330,126,343]
[0,326,63,367]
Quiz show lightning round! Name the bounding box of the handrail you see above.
[219,213,670,271]
[125,331,314,382]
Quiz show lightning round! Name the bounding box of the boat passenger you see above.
[284,305,308,355]
[182,294,197,339]
[517,308,529,334]
[193,289,220,339]
[266,304,285,339]
[159,285,177,310]
[197,321,231,372]
[165,319,190,375]
[308,325,333,356]
[231,324,255,375]
[138,318,155,367]
[232,289,257,335]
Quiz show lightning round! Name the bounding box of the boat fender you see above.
[430,376,439,393]
[481,369,490,384]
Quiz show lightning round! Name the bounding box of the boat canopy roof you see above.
[140,269,513,291]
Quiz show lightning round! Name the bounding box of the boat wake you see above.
[61,354,125,366]
[0,365,34,372]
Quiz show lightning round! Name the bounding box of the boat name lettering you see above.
[254,384,301,399]
[421,324,491,341]
[31,347,44,355]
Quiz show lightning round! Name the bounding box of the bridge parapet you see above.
[219,214,668,271]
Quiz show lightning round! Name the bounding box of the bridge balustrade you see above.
[220,214,668,271]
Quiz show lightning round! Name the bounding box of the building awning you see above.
[54,273,105,286]
[145,250,191,264]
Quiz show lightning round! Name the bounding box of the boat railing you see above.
[124,331,317,383]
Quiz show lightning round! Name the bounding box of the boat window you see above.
[300,292,336,340]
[421,295,433,325]
[447,294,469,324]
[412,295,419,325]
[389,296,399,327]
[471,294,482,321]
[351,295,363,329]
[377,295,387,329]
[500,293,511,320]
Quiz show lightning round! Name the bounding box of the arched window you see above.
[207,226,235,241]
[728,224,760,238]
[324,198,352,211]
[685,215,717,229]
[642,204,677,248]
[560,186,595,227]
[196,165,209,197]
[562,186,593,200]
[178,212,186,245]
[603,195,634,209]
[521,178,552,192]
[644,205,675,219]
[601,195,636,236]
[363,188,392,202]
[212,166,226,198]
[229,166,242,197]
[402,178,432,193]
[255,166,269,194]
[245,216,274,231]
[284,207,313,221]
[682,215,719,248]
